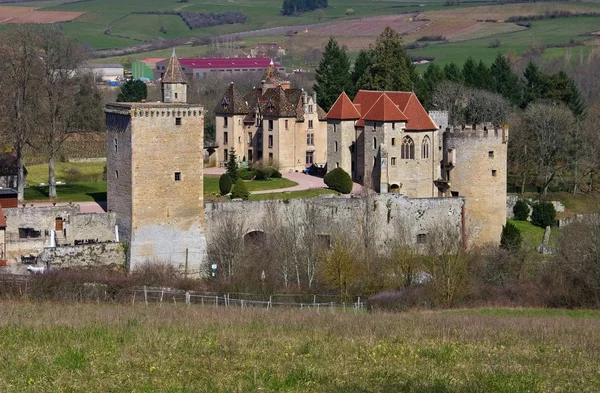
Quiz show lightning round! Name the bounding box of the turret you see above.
[161,48,187,103]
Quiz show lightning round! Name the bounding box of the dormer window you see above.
[221,97,229,109]
[267,99,274,110]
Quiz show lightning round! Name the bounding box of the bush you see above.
[500,221,523,251]
[324,168,353,194]
[255,166,277,180]
[513,199,530,221]
[531,202,557,228]
[367,288,426,312]
[231,178,249,200]
[345,8,355,15]
[219,174,233,195]
[238,168,256,180]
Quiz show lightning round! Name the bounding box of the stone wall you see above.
[40,242,126,270]
[206,194,465,248]
[70,213,117,242]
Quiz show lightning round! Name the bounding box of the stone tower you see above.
[162,48,187,103]
[105,50,206,276]
[326,92,361,180]
[443,125,509,247]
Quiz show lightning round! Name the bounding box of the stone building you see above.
[326,90,508,246]
[105,51,206,275]
[214,62,327,172]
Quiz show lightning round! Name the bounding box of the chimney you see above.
[312,91,317,104]
[280,80,291,90]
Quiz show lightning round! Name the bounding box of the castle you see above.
[214,61,327,171]
[326,91,508,245]
[0,50,507,275]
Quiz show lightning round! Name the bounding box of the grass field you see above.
[203,175,297,195]
[2,302,600,392]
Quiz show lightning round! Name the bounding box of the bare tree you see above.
[431,81,467,127]
[0,25,43,201]
[507,112,535,194]
[466,88,511,127]
[523,103,575,195]
[206,212,247,279]
[384,219,422,289]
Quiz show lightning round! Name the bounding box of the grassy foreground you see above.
[1,303,600,392]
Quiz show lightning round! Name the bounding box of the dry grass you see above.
[1,302,600,392]
[0,6,83,24]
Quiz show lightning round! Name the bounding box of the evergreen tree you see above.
[351,49,372,96]
[462,57,477,87]
[313,37,353,111]
[419,63,445,109]
[490,54,522,106]
[474,60,492,90]
[116,79,147,102]
[500,221,523,251]
[522,61,547,107]
[226,148,239,182]
[443,62,462,83]
[356,27,417,92]
[547,71,585,118]
[231,178,249,200]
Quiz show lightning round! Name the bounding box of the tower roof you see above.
[362,93,409,122]
[326,92,361,120]
[161,49,187,84]
[215,83,249,115]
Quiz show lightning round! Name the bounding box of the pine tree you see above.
[313,37,353,111]
[500,221,523,251]
[419,63,444,109]
[490,54,522,106]
[462,57,477,87]
[443,62,462,83]
[226,148,239,182]
[351,49,372,96]
[522,61,547,107]
[356,27,417,92]
[117,79,147,102]
[474,60,492,90]
[547,71,585,118]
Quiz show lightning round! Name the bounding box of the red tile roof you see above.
[176,58,282,70]
[348,90,437,131]
[326,92,361,120]
[0,204,6,228]
[363,93,408,122]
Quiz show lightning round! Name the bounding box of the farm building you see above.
[132,58,165,80]
[251,43,286,58]
[85,64,124,82]
[153,57,285,80]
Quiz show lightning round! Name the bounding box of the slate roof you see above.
[0,204,5,228]
[351,90,437,131]
[0,153,18,176]
[215,83,249,115]
[327,92,361,120]
[161,51,187,84]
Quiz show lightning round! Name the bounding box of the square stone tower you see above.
[105,50,206,276]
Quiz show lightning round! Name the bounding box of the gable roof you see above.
[175,58,282,70]
[0,204,5,228]
[350,90,437,131]
[161,51,187,84]
[215,83,249,115]
[327,92,361,120]
[362,93,408,122]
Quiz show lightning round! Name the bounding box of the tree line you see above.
[0,24,103,201]
[281,0,328,16]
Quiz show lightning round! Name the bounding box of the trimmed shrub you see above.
[271,169,282,178]
[324,167,353,194]
[219,173,233,195]
[500,221,523,251]
[238,168,256,180]
[531,202,557,228]
[513,199,530,221]
[231,178,249,200]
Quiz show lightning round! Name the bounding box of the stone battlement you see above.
[445,126,508,143]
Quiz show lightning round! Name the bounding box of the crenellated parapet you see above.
[445,124,509,144]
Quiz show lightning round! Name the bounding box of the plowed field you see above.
[0,6,83,24]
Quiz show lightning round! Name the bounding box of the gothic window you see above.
[421,136,430,159]
[401,136,414,160]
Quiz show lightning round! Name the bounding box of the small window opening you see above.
[417,234,427,244]
[391,157,397,166]
[488,151,494,158]
[175,92,178,99]
[175,172,181,181]
[175,117,182,126]
[492,170,497,177]
[115,170,119,179]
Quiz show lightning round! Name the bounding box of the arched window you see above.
[401,136,414,160]
[421,136,430,159]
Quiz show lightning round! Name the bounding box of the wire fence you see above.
[0,275,366,311]
[132,287,366,312]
